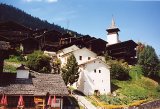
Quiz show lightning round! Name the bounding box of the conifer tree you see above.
[61,54,79,85]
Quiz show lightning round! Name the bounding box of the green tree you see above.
[52,58,61,74]
[110,60,129,80]
[129,65,143,80]
[26,51,51,73]
[61,54,79,85]
[105,53,129,80]
[137,45,160,77]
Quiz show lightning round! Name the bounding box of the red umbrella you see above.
[3,95,7,105]
[47,95,52,106]
[0,94,4,104]
[53,95,56,104]
[18,95,24,106]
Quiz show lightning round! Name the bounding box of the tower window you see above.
[79,56,82,60]
[94,69,96,73]
[99,70,101,73]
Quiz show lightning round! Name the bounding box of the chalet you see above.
[0,65,69,109]
[37,29,62,52]
[0,41,10,73]
[106,18,137,64]
[106,40,137,64]
[57,45,111,95]
[0,21,40,54]
[86,38,107,55]
[77,57,110,95]
[59,33,76,45]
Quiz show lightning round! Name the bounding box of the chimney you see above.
[16,64,30,79]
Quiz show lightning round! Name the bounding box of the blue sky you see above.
[0,0,160,55]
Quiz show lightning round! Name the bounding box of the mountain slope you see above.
[0,3,81,36]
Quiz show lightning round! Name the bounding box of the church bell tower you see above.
[106,17,120,45]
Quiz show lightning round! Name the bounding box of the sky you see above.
[0,0,160,55]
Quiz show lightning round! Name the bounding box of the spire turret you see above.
[106,17,120,45]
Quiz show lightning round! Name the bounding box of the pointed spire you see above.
[110,16,116,29]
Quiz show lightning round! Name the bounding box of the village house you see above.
[0,65,69,109]
[57,45,80,67]
[57,45,111,95]
[77,57,110,95]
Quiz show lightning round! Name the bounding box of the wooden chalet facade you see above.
[0,65,69,109]
[106,40,137,64]
[0,21,40,54]
[0,41,10,73]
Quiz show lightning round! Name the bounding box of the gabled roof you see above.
[79,57,110,68]
[60,33,74,39]
[0,71,69,96]
[73,47,97,56]
[17,64,29,70]
[106,40,137,49]
[57,45,80,55]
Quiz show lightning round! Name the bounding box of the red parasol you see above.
[3,95,7,105]
[18,95,24,106]
[47,95,52,106]
[0,94,4,104]
[53,95,56,104]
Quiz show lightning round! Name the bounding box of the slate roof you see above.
[0,71,69,96]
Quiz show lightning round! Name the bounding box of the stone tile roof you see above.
[0,72,69,96]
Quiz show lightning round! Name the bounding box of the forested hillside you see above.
[0,3,81,36]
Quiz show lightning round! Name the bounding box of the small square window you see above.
[88,57,91,60]
[79,56,82,60]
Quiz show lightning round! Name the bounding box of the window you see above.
[88,57,91,60]
[79,56,82,60]
[102,80,103,82]
[99,70,101,73]
[94,69,96,73]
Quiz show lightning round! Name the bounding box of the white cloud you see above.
[45,0,58,3]
[23,0,58,3]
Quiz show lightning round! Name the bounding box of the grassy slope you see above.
[113,76,160,103]
[3,55,22,73]
[87,76,160,108]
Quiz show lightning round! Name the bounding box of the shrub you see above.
[129,65,143,80]
[26,51,51,73]
[156,85,160,92]
[110,61,129,80]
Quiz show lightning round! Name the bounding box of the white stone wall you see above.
[72,48,97,65]
[78,59,110,95]
[16,70,29,79]
[107,34,119,45]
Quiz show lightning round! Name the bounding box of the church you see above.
[106,18,137,64]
